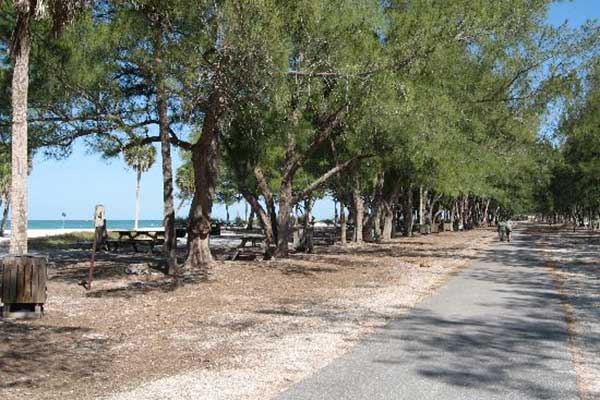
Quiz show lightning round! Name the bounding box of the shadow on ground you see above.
[0,321,113,390]
[348,229,581,399]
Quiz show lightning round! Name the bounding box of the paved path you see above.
[277,230,578,399]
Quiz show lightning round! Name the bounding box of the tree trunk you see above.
[275,180,293,257]
[419,186,425,225]
[299,197,314,253]
[242,193,274,258]
[402,186,414,236]
[450,201,457,227]
[380,185,401,241]
[254,167,278,242]
[153,15,177,274]
[381,201,394,241]
[229,158,272,256]
[352,178,364,243]
[363,171,385,241]
[339,200,347,245]
[464,198,468,227]
[372,207,382,241]
[481,199,491,226]
[134,167,141,230]
[9,10,32,256]
[246,209,254,230]
[186,138,218,276]
[185,85,222,275]
[157,83,177,274]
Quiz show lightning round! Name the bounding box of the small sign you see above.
[94,205,105,228]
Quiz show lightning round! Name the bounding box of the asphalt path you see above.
[277,229,578,400]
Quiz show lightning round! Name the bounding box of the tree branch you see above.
[292,155,371,204]
[283,106,346,183]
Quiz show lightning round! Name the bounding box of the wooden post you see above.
[84,205,106,290]
[419,186,424,226]
[1,255,47,319]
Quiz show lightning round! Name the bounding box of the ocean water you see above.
[5,220,164,230]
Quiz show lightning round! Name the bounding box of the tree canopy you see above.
[1,0,599,269]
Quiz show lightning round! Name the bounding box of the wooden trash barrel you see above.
[1,255,47,319]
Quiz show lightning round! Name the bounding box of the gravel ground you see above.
[104,233,492,400]
[1,229,495,400]
[531,226,600,400]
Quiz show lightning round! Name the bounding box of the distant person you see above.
[498,220,505,242]
[505,219,513,242]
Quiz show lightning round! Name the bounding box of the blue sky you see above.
[27,0,600,220]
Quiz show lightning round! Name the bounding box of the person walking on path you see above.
[505,218,513,242]
[497,220,506,241]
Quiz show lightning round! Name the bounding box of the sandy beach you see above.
[0,229,95,254]
[7,228,94,238]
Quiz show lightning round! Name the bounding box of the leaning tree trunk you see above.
[230,158,274,257]
[240,192,275,258]
[134,167,142,230]
[9,10,32,256]
[246,209,254,230]
[253,166,278,244]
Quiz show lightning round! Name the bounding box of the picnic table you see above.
[107,228,186,253]
[229,234,266,261]
[237,235,264,248]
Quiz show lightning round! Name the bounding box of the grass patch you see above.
[29,232,117,250]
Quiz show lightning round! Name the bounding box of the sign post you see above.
[83,205,106,290]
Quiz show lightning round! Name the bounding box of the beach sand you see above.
[17,229,94,238]
[0,229,94,254]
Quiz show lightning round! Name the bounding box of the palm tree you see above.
[124,144,157,230]
[8,0,88,255]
